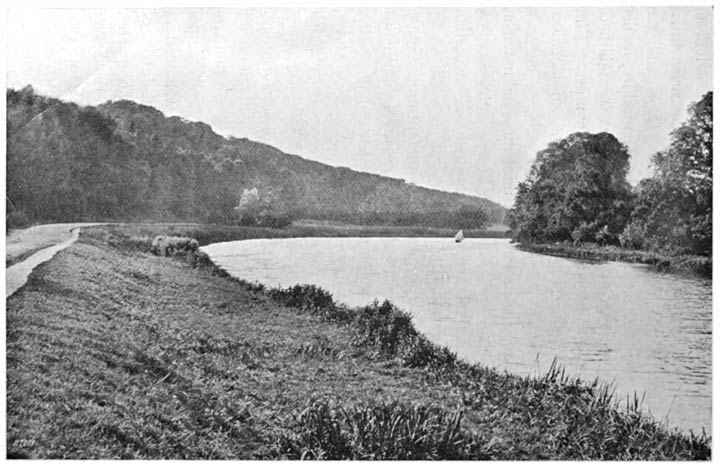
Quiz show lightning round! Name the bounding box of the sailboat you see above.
[454,230,464,243]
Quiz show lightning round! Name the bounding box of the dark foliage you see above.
[278,399,486,460]
[6,87,506,229]
[620,92,712,256]
[509,132,632,244]
[266,283,458,369]
[510,92,712,258]
[7,86,147,225]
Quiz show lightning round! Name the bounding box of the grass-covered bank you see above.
[6,226,710,459]
[102,221,508,249]
[515,242,712,277]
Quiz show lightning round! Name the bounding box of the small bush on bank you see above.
[277,399,487,460]
[399,334,458,368]
[188,251,230,278]
[619,220,646,249]
[270,285,335,314]
[119,235,155,253]
[89,229,155,254]
[268,285,354,323]
[352,300,417,355]
[261,285,459,369]
[150,236,199,256]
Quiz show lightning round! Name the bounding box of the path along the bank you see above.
[6,223,109,297]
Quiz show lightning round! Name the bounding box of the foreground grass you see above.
[6,226,710,459]
[516,241,712,277]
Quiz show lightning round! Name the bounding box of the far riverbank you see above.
[108,222,509,249]
[514,242,711,278]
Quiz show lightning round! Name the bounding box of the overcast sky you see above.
[6,7,713,206]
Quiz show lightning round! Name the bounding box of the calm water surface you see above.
[202,238,712,434]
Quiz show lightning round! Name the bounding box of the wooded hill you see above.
[7,86,506,229]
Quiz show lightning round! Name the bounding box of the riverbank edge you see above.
[514,241,712,277]
[100,224,711,458]
[8,224,709,459]
[5,222,508,268]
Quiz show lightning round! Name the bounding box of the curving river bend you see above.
[202,237,712,434]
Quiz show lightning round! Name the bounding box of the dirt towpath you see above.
[6,223,109,297]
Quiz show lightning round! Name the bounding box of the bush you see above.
[594,225,613,245]
[270,285,335,313]
[119,235,154,253]
[619,221,645,249]
[278,399,486,460]
[188,251,231,277]
[257,211,293,228]
[353,301,417,354]
[575,221,600,243]
[570,229,583,244]
[399,334,457,369]
[265,290,458,368]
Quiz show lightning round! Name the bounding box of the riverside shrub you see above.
[278,399,486,460]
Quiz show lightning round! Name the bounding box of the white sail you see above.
[454,230,464,242]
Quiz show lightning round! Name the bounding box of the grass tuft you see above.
[277,399,489,460]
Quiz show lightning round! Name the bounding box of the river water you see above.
[202,238,712,434]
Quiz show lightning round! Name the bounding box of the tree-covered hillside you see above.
[7,86,506,228]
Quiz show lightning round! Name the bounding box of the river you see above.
[202,237,712,434]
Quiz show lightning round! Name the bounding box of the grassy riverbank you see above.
[103,221,508,248]
[515,242,712,277]
[6,225,710,459]
[6,220,508,268]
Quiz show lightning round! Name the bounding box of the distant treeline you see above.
[6,86,506,230]
[510,92,712,257]
[307,206,490,229]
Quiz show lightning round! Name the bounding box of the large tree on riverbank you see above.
[510,132,633,244]
[620,92,712,255]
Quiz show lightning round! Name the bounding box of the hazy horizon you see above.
[6,8,713,206]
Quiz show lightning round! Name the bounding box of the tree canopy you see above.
[510,132,632,244]
[6,87,505,229]
[620,92,712,255]
[511,92,712,257]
